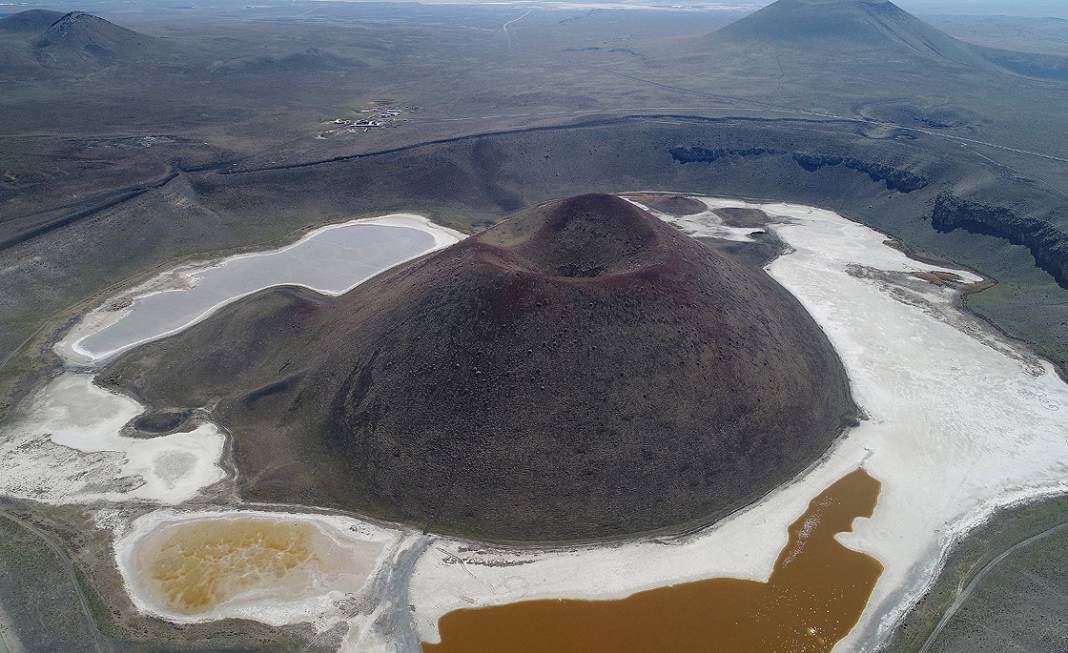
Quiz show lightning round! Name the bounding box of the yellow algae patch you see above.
[424,468,881,653]
[132,515,382,616]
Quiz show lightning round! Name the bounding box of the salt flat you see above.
[0,372,226,504]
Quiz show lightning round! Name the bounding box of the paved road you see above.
[918,520,1068,653]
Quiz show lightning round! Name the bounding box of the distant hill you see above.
[0,9,159,77]
[973,44,1068,81]
[695,0,1068,83]
[710,0,992,68]
[32,11,155,68]
[0,9,64,32]
[208,47,354,74]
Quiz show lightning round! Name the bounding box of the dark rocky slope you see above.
[0,9,64,33]
[103,194,856,540]
[32,11,155,68]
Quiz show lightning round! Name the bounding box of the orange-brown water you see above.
[142,518,321,613]
[423,468,882,653]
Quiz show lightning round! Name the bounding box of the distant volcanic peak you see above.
[44,11,137,38]
[46,11,102,35]
[719,0,964,51]
[722,0,906,39]
[55,11,90,23]
[35,10,148,52]
[476,194,670,279]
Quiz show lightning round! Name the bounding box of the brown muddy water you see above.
[424,468,881,653]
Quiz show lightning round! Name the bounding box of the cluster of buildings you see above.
[331,117,385,128]
[318,104,415,138]
[329,106,410,131]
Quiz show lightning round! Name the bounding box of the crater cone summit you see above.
[105,194,856,540]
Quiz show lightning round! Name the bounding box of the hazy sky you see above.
[873,0,1067,18]
[2,0,1066,20]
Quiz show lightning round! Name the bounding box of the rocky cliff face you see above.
[791,153,928,192]
[932,193,1068,288]
[670,146,928,193]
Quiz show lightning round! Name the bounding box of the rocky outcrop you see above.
[791,153,928,192]
[932,193,1068,288]
[670,146,778,164]
[669,146,927,193]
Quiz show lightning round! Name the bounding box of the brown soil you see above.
[912,270,963,286]
[103,194,857,541]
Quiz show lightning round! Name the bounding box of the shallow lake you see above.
[70,219,444,362]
